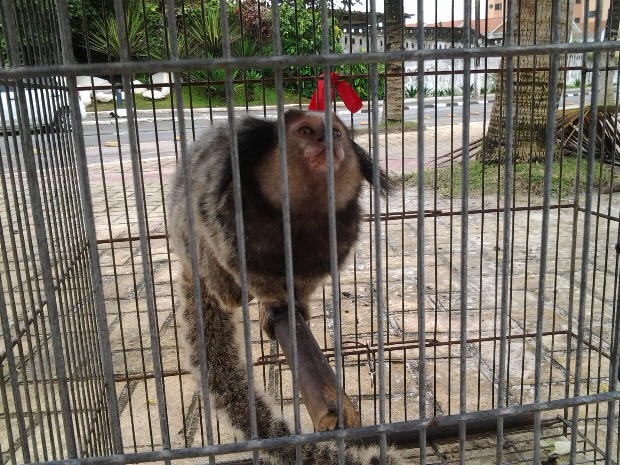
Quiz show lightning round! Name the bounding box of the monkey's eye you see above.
[297,126,313,136]
[332,128,342,138]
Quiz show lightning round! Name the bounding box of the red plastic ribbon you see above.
[308,72,363,113]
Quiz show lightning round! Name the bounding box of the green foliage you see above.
[0,23,6,66]
[265,0,343,99]
[235,0,271,47]
[81,0,164,60]
[178,2,240,58]
[66,0,343,103]
[336,62,385,101]
[93,81,300,110]
[405,85,418,98]
[177,3,263,100]
[458,83,474,96]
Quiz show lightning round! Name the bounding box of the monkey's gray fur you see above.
[169,110,402,464]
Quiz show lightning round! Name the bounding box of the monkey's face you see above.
[286,111,348,174]
[255,110,363,213]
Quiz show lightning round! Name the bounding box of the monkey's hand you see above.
[259,301,310,340]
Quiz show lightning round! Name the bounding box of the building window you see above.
[587,10,597,17]
[344,37,348,44]
[575,17,581,23]
[494,3,502,10]
[576,0,581,3]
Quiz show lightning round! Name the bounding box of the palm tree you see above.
[382,0,404,123]
[602,0,620,102]
[481,0,571,163]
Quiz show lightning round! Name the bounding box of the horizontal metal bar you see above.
[1,40,620,80]
[29,391,620,465]
[362,203,574,222]
[96,234,168,245]
[556,416,619,465]
[577,206,620,223]
[256,331,569,366]
[96,203,576,249]
[0,307,47,364]
[213,413,555,465]
[113,369,191,383]
[111,330,570,385]
[568,330,612,360]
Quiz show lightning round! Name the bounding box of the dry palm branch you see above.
[438,106,620,166]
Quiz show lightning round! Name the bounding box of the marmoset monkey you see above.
[169,110,401,464]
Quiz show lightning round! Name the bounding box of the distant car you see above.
[0,82,87,133]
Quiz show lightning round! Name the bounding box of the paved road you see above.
[80,98,495,165]
[81,92,586,165]
[1,92,585,168]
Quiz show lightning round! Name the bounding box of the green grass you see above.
[88,84,304,112]
[403,158,615,199]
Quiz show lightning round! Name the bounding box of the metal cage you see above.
[1,0,619,464]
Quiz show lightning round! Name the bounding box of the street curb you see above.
[83,91,587,123]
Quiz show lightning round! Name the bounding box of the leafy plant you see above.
[458,83,475,96]
[405,85,418,98]
[265,0,343,99]
[199,67,243,99]
[480,84,496,95]
[178,3,241,59]
[235,0,272,47]
[335,62,385,101]
[81,0,164,60]
[0,23,6,66]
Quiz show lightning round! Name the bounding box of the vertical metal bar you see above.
[606,224,620,465]
[217,3,260,464]
[54,0,124,453]
[460,0,472,463]
[571,0,603,461]
[317,7,347,463]
[0,261,31,462]
[367,0,387,463]
[533,1,562,464]
[0,0,78,458]
[270,3,303,463]
[416,0,427,463]
[0,114,63,461]
[0,358,17,464]
[111,0,171,460]
[163,0,217,461]
[564,0,592,434]
[496,1,516,463]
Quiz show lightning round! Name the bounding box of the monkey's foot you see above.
[260,301,309,340]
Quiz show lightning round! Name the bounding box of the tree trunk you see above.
[603,0,620,103]
[382,0,403,123]
[481,0,570,163]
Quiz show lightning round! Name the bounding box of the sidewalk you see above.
[86,138,618,461]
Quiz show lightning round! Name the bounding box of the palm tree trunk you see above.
[481,0,570,163]
[382,0,404,123]
[603,0,620,103]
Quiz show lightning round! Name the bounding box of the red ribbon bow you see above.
[308,72,363,113]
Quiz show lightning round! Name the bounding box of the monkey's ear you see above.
[216,118,277,196]
[352,141,396,197]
